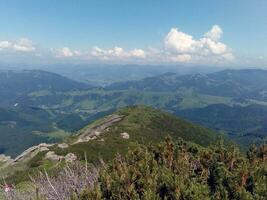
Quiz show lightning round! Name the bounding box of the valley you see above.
[0,106,265,200]
[0,106,224,182]
[1,2,266,199]
[1,69,266,157]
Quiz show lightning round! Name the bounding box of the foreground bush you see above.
[31,162,98,200]
[76,138,266,200]
[14,137,265,200]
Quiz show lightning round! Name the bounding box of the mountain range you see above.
[0,68,267,156]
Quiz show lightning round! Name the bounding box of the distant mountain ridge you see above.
[0,68,267,156]
[0,69,91,107]
[107,69,267,100]
[105,69,267,148]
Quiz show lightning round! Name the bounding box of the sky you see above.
[0,0,266,67]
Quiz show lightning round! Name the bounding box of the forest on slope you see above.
[1,69,267,156]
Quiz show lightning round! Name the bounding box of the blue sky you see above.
[0,0,266,66]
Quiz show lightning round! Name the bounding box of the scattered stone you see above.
[39,147,50,152]
[121,132,130,139]
[95,131,101,136]
[58,143,69,149]
[45,151,63,161]
[0,154,12,163]
[99,138,105,142]
[105,128,111,132]
[65,153,77,163]
[91,136,97,140]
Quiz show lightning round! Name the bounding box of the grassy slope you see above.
[45,106,223,163]
[4,106,226,184]
[13,86,267,154]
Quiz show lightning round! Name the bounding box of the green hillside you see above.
[13,69,267,150]
[1,69,267,156]
[2,106,224,184]
[0,105,92,157]
[107,69,267,100]
[0,70,91,107]
[175,104,267,149]
[50,106,224,162]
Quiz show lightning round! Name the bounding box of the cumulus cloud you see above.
[52,47,83,58]
[56,25,233,64]
[90,46,146,60]
[163,25,233,63]
[13,38,36,52]
[0,38,36,52]
[164,28,196,53]
[170,54,192,62]
[0,25,235,65]
[91,46,124,57]
[129,49,146,58]
[56,47,73,57]
[204,25,223,41]
[0,41,12,49]
[51,46,146,61]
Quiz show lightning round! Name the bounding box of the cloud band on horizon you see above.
[0,25,234,65]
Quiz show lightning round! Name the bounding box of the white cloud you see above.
[57,47,73,57]
[90,46,104,57]
[90,46,146,60]
[52,46,146,61]
[170,54,192,62]
[129,49,146,58]
[163,25,233,63]
[66,25,233,64]
[73,50,82,56]
[0,41,12,49]
[204,25,223,41]
[13,38,36,52]
[51,47,84,58]
[91,46,124,58]
[0,25,235,65]
[112,46,124,56]
[164,28,196,53]
[0,38,36,52]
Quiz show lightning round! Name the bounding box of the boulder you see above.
[0,154,12,163]
[45,151,63,161]
[65,153,77,163]
[121,132,130,139]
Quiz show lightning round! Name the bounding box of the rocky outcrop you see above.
[45,151,64,161]
[45,152,77,163]
[0,114,124,171]
[0,154,12,164]
[65,153,77,163]
[75,114,123,144]
[0,143,54,168]
[58,143,69,149]
[12,143,54,164]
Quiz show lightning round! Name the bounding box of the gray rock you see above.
[121,132,130,139]
[45,151,63,161]
[65,153,77,163]
[58,143,69,149]
[75,114,123,144]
